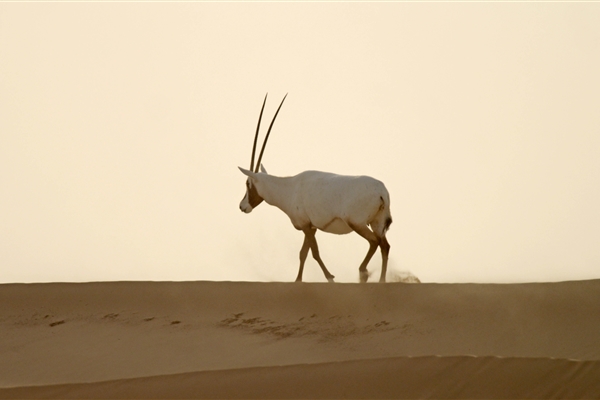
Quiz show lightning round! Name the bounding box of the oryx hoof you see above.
[359,270,369,283]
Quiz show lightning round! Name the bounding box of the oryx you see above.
[239,94,392,283]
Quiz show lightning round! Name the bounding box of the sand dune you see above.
[3,356,600,399]
[1,280,599,398]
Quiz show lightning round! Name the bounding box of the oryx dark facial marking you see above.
[239,178,263,213]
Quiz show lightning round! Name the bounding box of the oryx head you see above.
[239,93,287,213]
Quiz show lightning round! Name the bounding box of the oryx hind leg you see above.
[379,236,390,283]
[306,228,335,282]
[349,223,380,283]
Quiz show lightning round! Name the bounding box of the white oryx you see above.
[239,94,392,283]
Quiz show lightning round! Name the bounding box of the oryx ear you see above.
[260,164,268,174]
[238,167,257,178]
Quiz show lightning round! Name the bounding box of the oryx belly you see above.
[317,218,353,235]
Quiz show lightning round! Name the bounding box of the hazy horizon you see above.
[1,2,599,284]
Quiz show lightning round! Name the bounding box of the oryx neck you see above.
[253,174,295,212]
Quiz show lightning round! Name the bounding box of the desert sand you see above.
[1,279,599,398]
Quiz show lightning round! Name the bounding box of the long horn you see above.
[255,93,288,173]
[250,94,268,171]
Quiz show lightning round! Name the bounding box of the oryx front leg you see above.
[350,223,381,283]
[308,229,335,282]
[297,228,335,283]
[296,233,311,282]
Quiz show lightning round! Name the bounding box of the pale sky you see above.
[1,2,599,284]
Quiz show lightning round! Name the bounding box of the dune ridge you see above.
[1,279,599,398]
[1,355,599,399]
